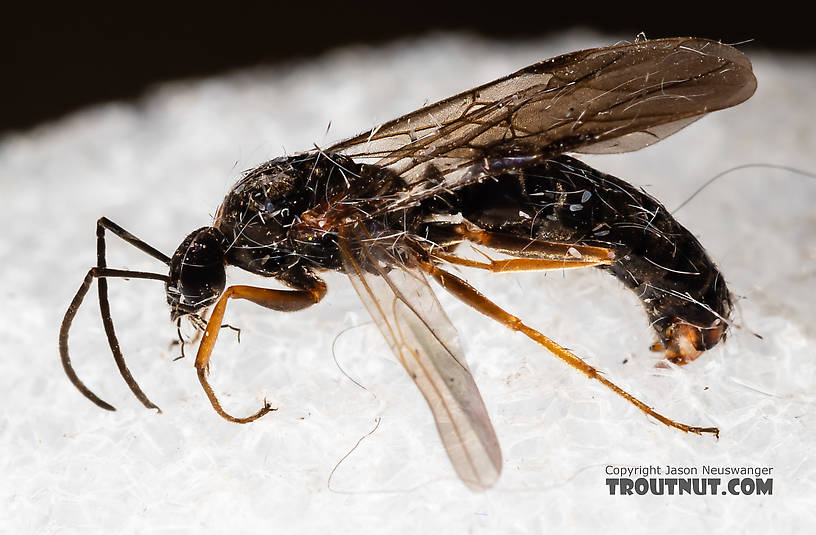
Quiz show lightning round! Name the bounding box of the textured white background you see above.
[2,32,815,533]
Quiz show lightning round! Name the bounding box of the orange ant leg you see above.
[195,281,326,424]
[431,248,611,273]
[449,224,614,263]
[421,262,718,437]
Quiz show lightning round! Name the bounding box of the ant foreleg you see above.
[194,281,326,424]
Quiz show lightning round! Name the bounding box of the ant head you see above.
[166,227,227,321]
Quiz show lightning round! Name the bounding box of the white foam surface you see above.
[2,32,815,533]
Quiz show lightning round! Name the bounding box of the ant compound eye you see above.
[166,227,226,318]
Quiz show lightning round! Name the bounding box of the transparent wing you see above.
[328,37,756,211]
[337,227,502,491]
